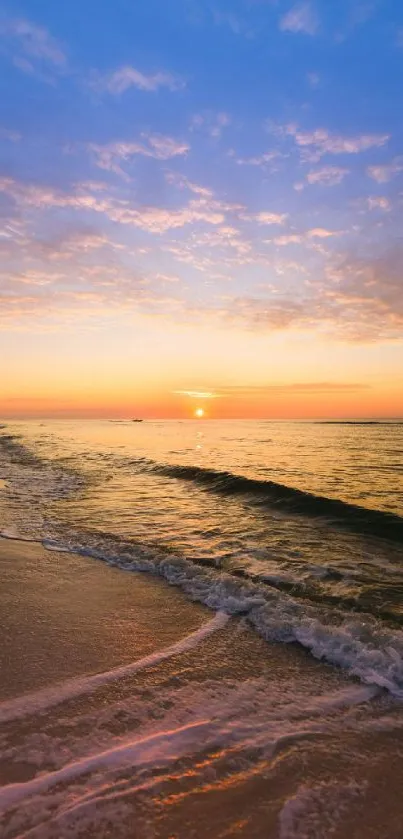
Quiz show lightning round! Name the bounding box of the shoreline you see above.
[0,536,212,702]
[1,538,403,838]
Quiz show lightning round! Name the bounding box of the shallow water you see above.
[0,419,403,695]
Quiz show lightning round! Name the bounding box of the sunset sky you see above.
[1,0,403,418]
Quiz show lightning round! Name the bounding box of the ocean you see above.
[1,419,403,837]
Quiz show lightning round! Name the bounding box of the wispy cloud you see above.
[89,135,189,178]
[188,382,369,398]
[279,3,319,36]
[307,71,320,88]
[336,1,380,42]
[0,176,225,233]
[277,123,389,162]
[212,9,254,38]
[92,65,185,95]
[305,165,350,186]
[367,158,403,183]
[274,234,304,245]
[274,228,339,245]
[367,196,391,211]
[190,112,231,139]
[0,15,66,75]
[323,247,403,340]
[236,150,284,168]
[173,389,218,399]
[165,172,213,197]
[0,127,21,142]
[244,211,288,225]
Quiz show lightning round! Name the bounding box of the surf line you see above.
[0,720,213,813]
[0,612,229,724]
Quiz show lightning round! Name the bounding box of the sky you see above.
[1,0,403,418]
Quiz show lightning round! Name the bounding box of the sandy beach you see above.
[1,536,403,838]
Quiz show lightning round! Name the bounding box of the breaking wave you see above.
[134,459,403,543]
[38,532,403,699]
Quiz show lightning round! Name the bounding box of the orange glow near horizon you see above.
[1,383,403,420]
[1,318,402,420]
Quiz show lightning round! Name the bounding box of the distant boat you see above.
[131,418,144,423]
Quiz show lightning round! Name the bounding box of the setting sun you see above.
[194,408,205,418]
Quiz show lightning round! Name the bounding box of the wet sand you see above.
[0,537,211,701]
[1,538,403,839]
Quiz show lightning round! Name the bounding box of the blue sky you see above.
[1,1,403,416]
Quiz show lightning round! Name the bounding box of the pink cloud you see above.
[89,135,189,178]
[279,3,319,36]
[278,123,389,162]
[306,166,349,186]
[367,159,403,183]
[96,65,184,94]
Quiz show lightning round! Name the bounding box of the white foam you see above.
[0,529,38,543]
[278,780,365,839]
[0,611,229,723]
[6,523,403,700]
[0,678,376,820]
[42,539,71,553]
[99,551,403,698]
[0,719,214,812]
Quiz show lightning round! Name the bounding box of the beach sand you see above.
[1,538,403,838]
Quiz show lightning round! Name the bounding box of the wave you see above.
[136,459,403,544]
[36,533,403,699]
[2,433,403,699]
[315,421,403,426]
[0,612,228,723]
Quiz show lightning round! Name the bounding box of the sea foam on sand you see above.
[1,538,403,839]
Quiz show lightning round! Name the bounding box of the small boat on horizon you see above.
[131,418,144,423]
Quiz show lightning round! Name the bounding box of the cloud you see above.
[40,229,125,260]
[2,179,403,342]
[190,111,231,139]
[306,166,349,186]
[184,225,252,259]
[0,127,21,142]
[191,382,369,398]
[336,1,379,42]
[367,196,391,211]
[274,228,338,245]
[93,65,184,95]
[274,234,303,245]
[173,383,368,400]
[323,247,403,340]
[367,158,403,183]
[89,135,190,178]
[110,202,225,232]
[279,3,318,36]
[236,150,284,167]
[307,72,320,88]
[0,270,183,327]
[245,211,288,225]
[0,176,224,233]
[3,171,402,342]
[165,172,213,197]
[278,123,389,162]
[308,227,338,238]
[212,10,254,37]
[0,15,66,74]
[173,390,218,399]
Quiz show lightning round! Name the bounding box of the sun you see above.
[194,408,205,418]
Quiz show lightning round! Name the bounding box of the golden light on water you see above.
[195,408,205,418]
